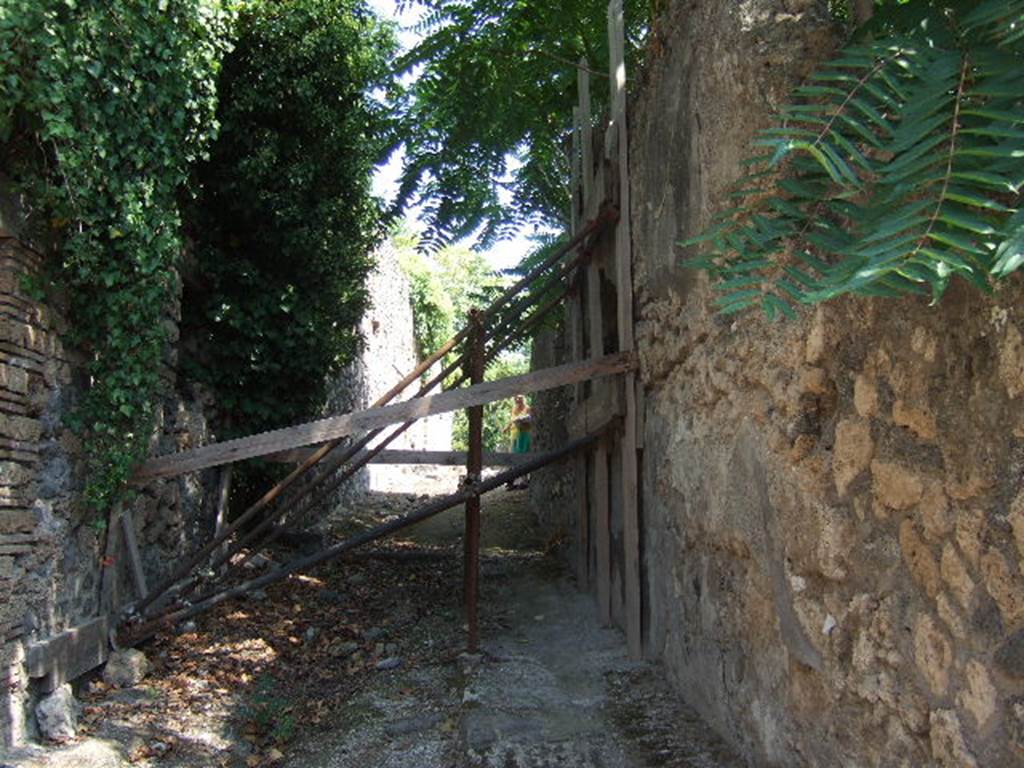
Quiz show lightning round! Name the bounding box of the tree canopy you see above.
[389,0,649,248]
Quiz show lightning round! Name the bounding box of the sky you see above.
[367,0,544,273]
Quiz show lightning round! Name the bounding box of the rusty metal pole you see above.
[464,309,485,652]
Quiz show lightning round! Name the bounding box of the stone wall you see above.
[629,2,1024,766]
[327,242,453,501]
[0,195,217,749]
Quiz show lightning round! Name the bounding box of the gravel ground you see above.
[6,486,744,768]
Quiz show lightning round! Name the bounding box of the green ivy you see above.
[181,0,396,449]
[0,0,231,510]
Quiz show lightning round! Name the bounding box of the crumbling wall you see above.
[0,193,216,749]
[632,2,1024,766]
[327,242,453,501]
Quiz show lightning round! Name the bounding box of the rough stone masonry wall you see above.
[631,2,1024,767]
[327,242,453,502]
[0,192,216,749]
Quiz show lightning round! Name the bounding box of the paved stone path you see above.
[283,555,744,768]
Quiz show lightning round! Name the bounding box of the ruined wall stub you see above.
[632,2,1024,766]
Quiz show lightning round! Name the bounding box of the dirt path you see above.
[8,486,743,768]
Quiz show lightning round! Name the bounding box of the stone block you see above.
[892,399,937,441]
[957,660,997,732]
[899,519,941,598]
[0,507,38,533]
[930,709,978,768]
[832,418,873,497]
[940,543,975,609]
[872,460,923,511]
[1,414,41,443]
[979,548,1024,625]
[103,648,150,688]
[0,362,29,394]
[913,614,952,696]
[35,683,77,743]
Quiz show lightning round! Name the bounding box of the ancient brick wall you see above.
[629,2,1024,766]
[0,196,216,748]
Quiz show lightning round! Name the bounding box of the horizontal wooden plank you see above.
[135,353,634,481]
[26,615,109,693]
[568,377,624,439]
[265,447,535,467]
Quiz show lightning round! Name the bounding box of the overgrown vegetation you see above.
[182,0,395,439]
[684,0,1024,317]
[0,0,230,510]
[393,223,503,363]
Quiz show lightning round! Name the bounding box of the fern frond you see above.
[680,1,1024,317]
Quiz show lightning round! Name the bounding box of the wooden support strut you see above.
[133,241,605,617]
[189,279,582,589]
[122,433,603,646]
[135,353,634,480]
[608,0,642,659]
[464,309,485,652]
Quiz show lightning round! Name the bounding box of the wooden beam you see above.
[99,503,122,617]
[26,616,110,693]
[265,447,534,467]
[609,0,642,660]
[594,435,611,626]
[120,508,148,601]
[568,378,623,439]
[135,353,634,481]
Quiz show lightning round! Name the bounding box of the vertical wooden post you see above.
[608,0,641,659]
[579,58,594,219]
[213,464,233,574]
[571,105,582,235]
[464,309,485,652]
[120,508,148,602]
[100,503,123,616]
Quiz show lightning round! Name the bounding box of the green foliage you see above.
[393,223,504,364]
[452,352,530,452]
[0,0,230,510]
[391,0,650,247]
[683,0,1024,318]
[181,0,396,439]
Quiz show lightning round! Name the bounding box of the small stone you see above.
[853,373,879,418]
[899,520,941,598]
[331,641,360,657]
[304,627,318,642]
[177,620,198,635]
[892,399,937,440]
[375,657,401,671]
[872,461,924,510]
[385,642,399,655]
[994,629,1024,680]
[940,544,975,609]
[913,614,952,696]
[348,573,367,586]
[363,627,385,641]
[955,508,986,567]
[929,709,978,768]
[103,648,150,689]
[957,660,997,732]
[832,418,874,498]
[821,615,837,636]
[35,684,77,743]
[979,548,1024,625]
[919,482,951,543]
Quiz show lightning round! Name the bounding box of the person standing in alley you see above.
[504,395,532,488]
